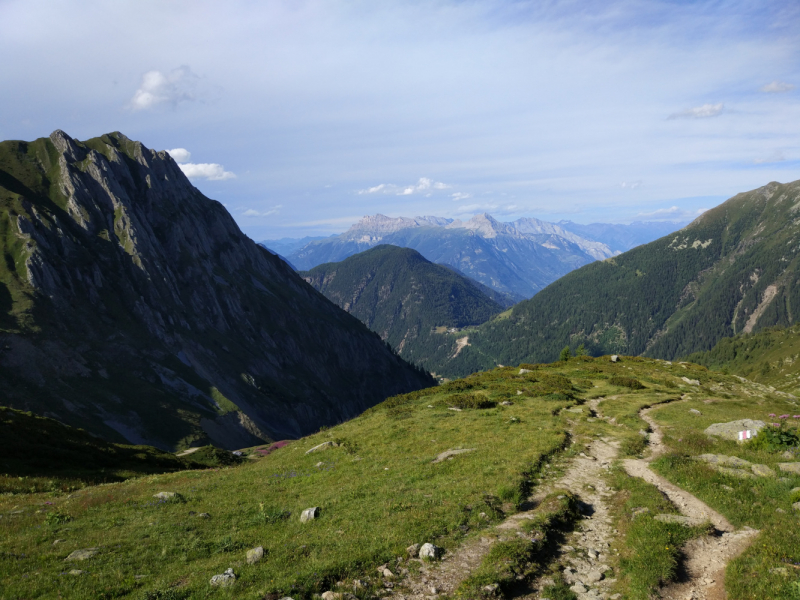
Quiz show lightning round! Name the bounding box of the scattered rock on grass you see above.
[305,441,338,454]
[65,548,98,561]
[704,420,766,441]
[751,464,774,477]
[321,592,342,600]
[419,543,443,560]
[696,454,751,468]
[431,448,476,464]
[519,368,532,374]
[209,568,236,587]
[777,463,800,475]
[793,502,800,512]
[68,569,85,575]
[406,543,421,558]
[689,409,702,415]
[197,512,211,519]
[153,492,176,500]
[610,355,619,363]
[500,401,514,406]
[300,507,319,522]
[681,377,700,386]
[246,546,264,564]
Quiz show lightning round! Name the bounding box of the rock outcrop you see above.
[0,130,433,449]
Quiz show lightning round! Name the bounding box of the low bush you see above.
[609,376,645,390]
[748,423,800,452]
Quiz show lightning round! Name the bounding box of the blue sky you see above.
[2,0,798,240]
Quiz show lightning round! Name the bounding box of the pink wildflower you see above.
[772,423,780,427]
[769,413,776,417]
[780,414,789,419]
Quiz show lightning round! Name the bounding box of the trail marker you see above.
[738,430,754,441]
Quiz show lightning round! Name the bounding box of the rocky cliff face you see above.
[0,131,433,449]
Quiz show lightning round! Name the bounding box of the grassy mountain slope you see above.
[685,324,800,395]
[301,245,504,370]
[437,179,800,377]
[0,131,433,449]
[3,357,798,599]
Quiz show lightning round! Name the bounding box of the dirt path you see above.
[622,404,759,600]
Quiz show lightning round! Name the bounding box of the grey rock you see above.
[306,441,338,454]
[301,507,320,522]
[153,491,176,499]
[681,377,701,386]
[696,454,751,467]
[406,543,421,558]
[776,508,786,513]
[781,450,796,459]
[770,567,789,575]
[704,420,766,441]
[431,448,476,464]
[321,592,342,600]
[654,514,706,526]
[610,355,619,362]
[500,401,514,406]
[586,570,604,583]
[570,583,588,594]
[793,502,800,512]
[68,569,85,575]
[689,408,702,415]
[483,583,499,594]
[53,539,66,545]
[246,546,264,564]
[197,512,211,518]
[519,368,533,374]
[716,466,756,479]
[65,548,98,561]
[419,543,443,560]
[751,464,775,477]
[209,568,236,587]
[778,463,800,475]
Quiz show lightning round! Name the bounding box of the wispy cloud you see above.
[667,103,724,120]
[242,205,282,217]
[636,206,707,220]
[359,177,450,195]
[620,181,642,189]
[128,65,201,111]
[451,192,471,201]
[754,150,786,164]
[179,162,236,181]
[760,81,795,93]
[456,202,498,213]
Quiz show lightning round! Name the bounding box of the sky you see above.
[2,0,799,241]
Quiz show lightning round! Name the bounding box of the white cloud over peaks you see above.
[166,148,191,163]
[129,65,199,111]
[667,103,724,120]
[636,206,708,220]
[358,178,450,195]
[178,162,236,181]
[242,205,282,217]
[761,81,795,93]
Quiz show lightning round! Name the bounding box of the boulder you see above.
[305,441,338,454]
[321,592,342,600]
[654,514,707,527]
[681,377,700,386]
[300,507,320,523]
[500,401,514,406]
[210,568,236,587]
[610,355,619,362]
[704,420,766,441]
[153,492,176,499]
[406,543,421,558]
[751,464,775,477]
[65,548,98,561]
[519,368,532,374]
[716,466,756,479]
[695,454,751,468]
[246,546,264,565]
[778,463,800,475]
[68,569,85,575]
[793,502,800,512]
[419,543,443,560]
[689,409,702,415]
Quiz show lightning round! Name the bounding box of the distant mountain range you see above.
[427,178,800,377]
[0,131,433,449]
[301,245,506,373]
[263,215,685,299]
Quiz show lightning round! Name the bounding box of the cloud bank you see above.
[668,103,724,120]
[179,163,236,181]
[129,66,199,111]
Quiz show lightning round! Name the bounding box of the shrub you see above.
[748,424,800,452]
[559,346,571,362]
[609,376,645,390]
[45,511,72,526]
[442,394,497,410]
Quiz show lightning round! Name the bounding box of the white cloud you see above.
[451,192,471,201]
[754,150,786,164]
[621,181,642,189]
[128,65,199,111]
[456,202,498,213]
[242,205,282,217]
[760,81,795,93]
[358,177,450,195]
[635,206,707,220]
[166,148,191,163]
[667,103,724,120]
[178,162,236,181]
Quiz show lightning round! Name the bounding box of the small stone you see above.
[519,368,532,374]
[792,502,800,511]
[781,451,795,459]
[570,583,588,594]
[516,390,523,395]
[300,507,319,522]
[431,448,475,464]
[209,568,236,587]
[353,579,366,589]
[770,567,789,575]
[382,568,394,578]
[419,543,443,560]
[482,583,499,594]
[689,409,702,415]
[306,441,338,454]
[321,592,342,600]
[53,539,65,545]
[153,492,176,499]
[776,508,786,513]
[68,569,85,575]
[586,570,604,582]
[610,355,619,362]
[65,548,98,561]
[430,586,439,594]
[246,546,264,564]
[500,401,513,406]
[681,377,700,386]
[654,514,706,526]
[406,543,421,558]
[587,549,598,560]
[197,512,211,518]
